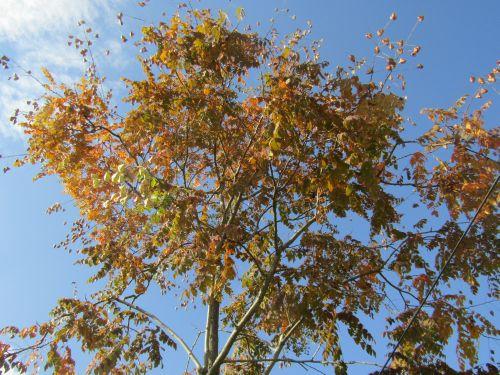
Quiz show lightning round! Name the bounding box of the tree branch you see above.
[280,214,318,251]
[114,298,202,370]
[209,201,332,374]
[209,205,284,373]
[224,357,382,368]
[264,317,304,375]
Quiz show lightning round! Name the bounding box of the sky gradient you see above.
[1,1,499,374]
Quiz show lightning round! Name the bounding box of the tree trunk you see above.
[204,297,220,374]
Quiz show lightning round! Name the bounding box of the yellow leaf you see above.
[41,67,55,84]
[235,7,245,21]
[345,185,353,196]
[273,123,281,139]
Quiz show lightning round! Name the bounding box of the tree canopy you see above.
[1,6,498,375]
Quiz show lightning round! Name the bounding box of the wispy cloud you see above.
[0,77,40,139]
[0,0,114,41]
[0,0,123,139]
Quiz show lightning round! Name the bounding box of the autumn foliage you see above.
[1,7,499,375]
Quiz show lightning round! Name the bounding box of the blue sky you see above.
[0,1,498,374]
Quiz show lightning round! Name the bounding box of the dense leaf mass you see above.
[1,8,498,375]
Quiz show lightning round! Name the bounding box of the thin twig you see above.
[114,298,202,370]
[381,175,499,371]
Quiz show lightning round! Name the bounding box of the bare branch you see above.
[280,212,320,251]
[224,357,382,368]
[185,331,203,374]
[114,298,202,370]
[264,317,304,375]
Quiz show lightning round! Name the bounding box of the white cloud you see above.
[19,39,85,72]
[0,0,114,41]
[0,77,40,139]
[0,0,125,139]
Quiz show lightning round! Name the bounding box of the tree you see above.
[1,7,498,375]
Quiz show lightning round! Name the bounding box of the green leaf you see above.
[269,138,281,151]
